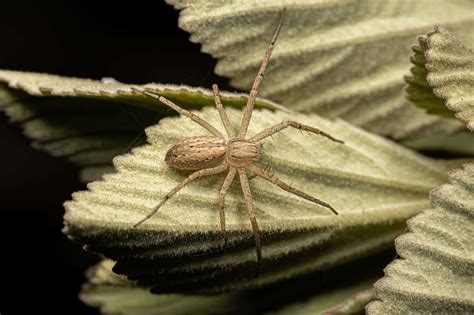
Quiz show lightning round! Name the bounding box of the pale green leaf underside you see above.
[406,26,474,131]
[0,70,281,182]
[65,106,451,293]
[274,282,373,315]
[167,0,473,140]
[367,163,474,314]
[81,260,374,315]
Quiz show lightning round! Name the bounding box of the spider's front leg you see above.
[239,8,286,138]
[250,120,344,144]
[212,84,234,138]
[247,164,338,215]
[237,169,262,266]
[218,168,237,246]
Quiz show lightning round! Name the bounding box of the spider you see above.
[131,9,343,264]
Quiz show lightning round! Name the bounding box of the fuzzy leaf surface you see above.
[81,260,375,315]
[406,26,474,131]
[64,105,452,293]
[167,0,474,140]
[367,163,474,314]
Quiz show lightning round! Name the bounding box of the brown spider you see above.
[131,9,343,264]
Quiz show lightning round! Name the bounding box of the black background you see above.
[0,1,230,314]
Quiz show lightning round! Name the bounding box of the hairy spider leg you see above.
[250,120,344,144]
[247,164,338,215]
[239,8,286,138]
[238,169,262,265]
[218,167,237,245]
[131,87,224,138]
[212,84,234,138]
[134,164,228,227]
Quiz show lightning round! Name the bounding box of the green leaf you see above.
[0,70,280,181]
[367,163,474,314]
[406,26,474,130]
[402,131,474,156]
[64,105,453,293]
[81,260,375,315]
[167,0,474,140]
[274,283,373,315]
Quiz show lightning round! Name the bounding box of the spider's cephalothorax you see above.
[131,8,344,266]
[226,138,262,167]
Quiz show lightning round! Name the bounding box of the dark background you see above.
[0,1,230,314]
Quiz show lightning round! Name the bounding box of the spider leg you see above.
[218,167,237,245]
[131,87,224,138]
[249,163,273,180]
[238,169,262,266]
[212,84,234,138]
[239,9,286,138]
[250,120,344,144]
[247,164,338,215]
[134,164,228,227]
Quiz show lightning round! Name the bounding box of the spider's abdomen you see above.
[165,136,226,170]
[226,138,262,167]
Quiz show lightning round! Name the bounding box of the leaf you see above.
[274,283,373,315]
[405,26,474,130]
[64,105,453,294]
[167,0,474,140]
[81,260,375,315]
[366,163,474,314]
[402,131,474,156]
[0,70,280,181]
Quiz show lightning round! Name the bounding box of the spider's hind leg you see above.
[133,164,228,227]
[130,87,224,138]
